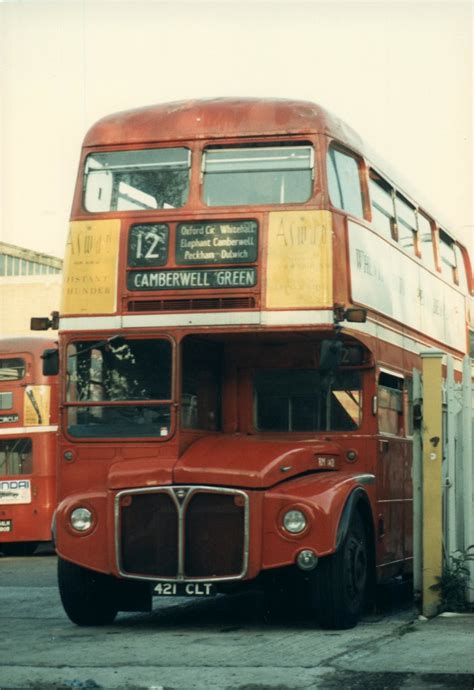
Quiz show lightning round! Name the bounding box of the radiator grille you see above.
[127,296,255,312]
[120,493,178,576]
[185,493,245,577]
[117,487,248,581]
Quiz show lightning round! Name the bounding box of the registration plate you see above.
[0,519,12,533]
[153,582,216,597]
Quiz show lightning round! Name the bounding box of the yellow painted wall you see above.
[0,275,61,337]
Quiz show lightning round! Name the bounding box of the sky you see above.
[0,0,472,260]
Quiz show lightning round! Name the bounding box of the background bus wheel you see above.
[58,557,118,626]
[1,541,38,556]
[313,511,368,629]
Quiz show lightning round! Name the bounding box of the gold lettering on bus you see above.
[275,217,321,247]
[61,220,121,315]
[266,211,332,308]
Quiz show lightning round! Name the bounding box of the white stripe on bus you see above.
[60,310,335,331]
[59,312,465,367]
[0,425,58,436]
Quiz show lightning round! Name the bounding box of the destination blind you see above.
[176,220,258,264]
[128,267,257,291]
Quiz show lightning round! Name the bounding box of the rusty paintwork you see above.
[83,97,364,150]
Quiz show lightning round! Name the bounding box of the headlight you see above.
[70,507,93,532]
[282,509,307,534]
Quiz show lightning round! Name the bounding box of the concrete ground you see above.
[1,547,473,689]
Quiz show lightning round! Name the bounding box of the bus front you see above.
[0,338,58,556]
[56,99,377,630]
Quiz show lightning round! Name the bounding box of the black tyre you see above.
[57,556,118,626]
[313,511,368,629]
[1,541,38,556]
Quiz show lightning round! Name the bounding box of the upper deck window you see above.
[454,245,468,292]
[0,358,25,381]
[369,174,395,240]
[327,146,364,218]
[439,230,457,283]
[395,194,417,254]
[84,148,191,212]
[202,144,314,207]
[418,213,437,272]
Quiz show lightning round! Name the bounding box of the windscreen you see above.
[66,338,172,438]
[203,144,314,206]
[254,369,361,432]
[84,148,190,212]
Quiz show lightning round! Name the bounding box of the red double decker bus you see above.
[0,337,58,556]
[37,99,472,628]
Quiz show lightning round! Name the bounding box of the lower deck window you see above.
[377,372,403,435]
[66,337,172,438]
[67,405,171,439]
[0,438,33,475]
[254,369,361,432]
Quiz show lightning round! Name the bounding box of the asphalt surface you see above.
[1,546,474,689]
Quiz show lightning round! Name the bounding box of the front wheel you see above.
[57,557,118,626]
[313,511,368,629]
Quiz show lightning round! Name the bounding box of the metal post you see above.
[412,368,422,598]
[445,355,457,555]
[421,349,444,618]
[462,355,474,603]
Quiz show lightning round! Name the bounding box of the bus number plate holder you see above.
[153,582,216,597]
[0,519,12,532]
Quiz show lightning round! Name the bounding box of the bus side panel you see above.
[0,432,57,544]
[376,437,412,582]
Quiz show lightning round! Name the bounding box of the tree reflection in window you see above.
[66,338,172,438]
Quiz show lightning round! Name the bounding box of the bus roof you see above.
[84,97,462,243]
[0,337,57,356]
[84,97,365,149]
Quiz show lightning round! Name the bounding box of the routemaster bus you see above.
[0,337,58,556]
[33,98,473,628]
